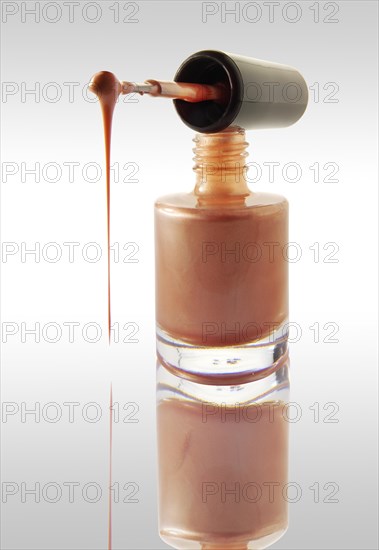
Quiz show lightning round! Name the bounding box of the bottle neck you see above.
[193,126,250,202]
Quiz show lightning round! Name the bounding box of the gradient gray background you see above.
[1,1,378,549]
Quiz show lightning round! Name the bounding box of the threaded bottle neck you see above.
[193,126,250,201]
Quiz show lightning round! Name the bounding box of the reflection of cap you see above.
[174,50,308,133]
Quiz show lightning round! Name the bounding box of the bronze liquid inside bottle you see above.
[155,127,288,383]
[155,127,290,549]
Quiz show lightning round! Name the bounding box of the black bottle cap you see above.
[173,50,308,133]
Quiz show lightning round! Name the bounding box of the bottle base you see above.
[156,323,288,385]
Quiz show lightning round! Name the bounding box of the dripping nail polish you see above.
[155,50,308,549]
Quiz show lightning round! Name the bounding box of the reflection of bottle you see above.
[155,51,307,549]
[157,361,290,550]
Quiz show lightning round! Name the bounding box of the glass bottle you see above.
[155,127,290,549]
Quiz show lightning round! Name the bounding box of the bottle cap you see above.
[173,50,308,133]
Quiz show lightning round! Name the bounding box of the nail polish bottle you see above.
[156,51,307,550]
